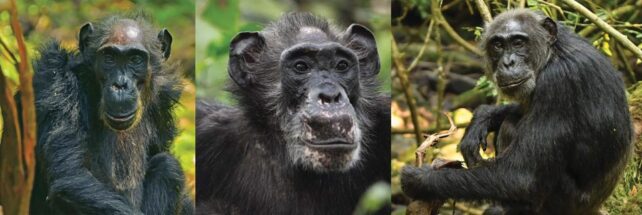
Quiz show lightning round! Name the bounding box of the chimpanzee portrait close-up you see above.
[401,9,632,214]
[196,13,390,214]
[29,15,193,214]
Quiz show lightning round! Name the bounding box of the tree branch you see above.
[474,0,493,24]
[432,0,483,56]
[561,0,642,60]
[577,5,636,37]
[392,39,423,145]
[407,20,435,72]
[0,0,37,214]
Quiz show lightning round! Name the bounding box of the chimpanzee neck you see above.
[85,117,150,207]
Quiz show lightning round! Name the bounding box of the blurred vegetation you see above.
[391,0,642,214]
[195,0,391,213]
[0,0,195,198]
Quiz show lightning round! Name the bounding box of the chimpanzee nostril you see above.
[318,90,342,105]
[111,82,128,91]
[502,58,515,68]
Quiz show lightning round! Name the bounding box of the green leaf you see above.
[202,0,240,32]
[353,182,391,215]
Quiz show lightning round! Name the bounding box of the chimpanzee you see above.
[401,9,632,214]
[195,13,391,214]
[29,15,193,214]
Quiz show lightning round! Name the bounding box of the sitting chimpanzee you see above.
[196,13,391,214]
[29,14,193,214]
[402,9,632,214]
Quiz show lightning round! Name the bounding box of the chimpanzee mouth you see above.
[105,110,137,130]
[302,113,356,150]
[498,75,530,89]
[287,111,362,172]
[305,138,356,150]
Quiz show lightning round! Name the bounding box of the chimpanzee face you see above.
[227,23,379,172]
[279,40,363,172]
[482,12,557,102]
[79,19,172,131]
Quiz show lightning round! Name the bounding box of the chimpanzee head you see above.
[227,13,380,172]
[79,16,172,131]
[481,9,557,103]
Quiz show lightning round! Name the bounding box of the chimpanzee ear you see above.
[79,22,94,53]
[541,17,557,44]
[343,24,380,78]
[228,32,265,88]
[157,28,173,60]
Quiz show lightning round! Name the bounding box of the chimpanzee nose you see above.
[111,77,130,92]
[502,55,516,68]
[112,82,128,91]
[311,83,346,106]
[319,89,341,105]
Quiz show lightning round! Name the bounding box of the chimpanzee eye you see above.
[336,60,349,71]
[104,54,114,64]
[130,55,144,65]
[294,61,309,72]
[513,38,525,48]
[492,41,503,51]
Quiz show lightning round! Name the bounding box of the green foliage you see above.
[475,76,498,98]
[603,155,642,214]
[405,0,431,19]
[354,182,392,215]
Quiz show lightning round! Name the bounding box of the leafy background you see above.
[0,0,196,197]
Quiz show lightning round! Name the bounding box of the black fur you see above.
[402,9,632,214]
[29,15,193,214]
[196,13,390,214]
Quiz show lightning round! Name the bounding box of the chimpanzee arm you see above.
[401,165,534,203]
[459,104,520,168]
[400,149,561,205]
[141,152,193,215]
[41,123,138,214]
[401,118,566,205]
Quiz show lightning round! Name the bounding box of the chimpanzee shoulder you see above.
[195,100,250,201]
[33,42,82,111]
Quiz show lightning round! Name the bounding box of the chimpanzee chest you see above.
[495,112,522,153]
[85,133,147,207]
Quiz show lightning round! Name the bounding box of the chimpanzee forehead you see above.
[493,18,527,36]
[487,11,541,37]
[104,19,144,46]
[296,26,330,43]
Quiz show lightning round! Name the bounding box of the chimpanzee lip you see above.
[106,111,136,122]
[305,138,356,150]
[498,76,530,89]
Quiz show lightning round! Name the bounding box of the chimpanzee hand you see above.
[460,104,519,168]
[401,165,434,200]
[459,105,494,168]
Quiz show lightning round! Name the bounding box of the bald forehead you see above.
[296,26,329,42]
[487,17,535,38]
[487,11,541,35]
[104,19,143,45]
[504,20,523,32]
